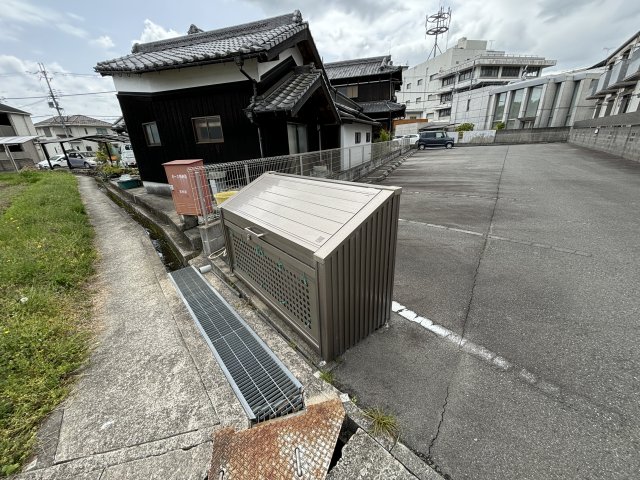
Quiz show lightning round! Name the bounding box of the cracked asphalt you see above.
[333,144,640,479]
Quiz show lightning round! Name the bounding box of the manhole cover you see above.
[210,397,345,479]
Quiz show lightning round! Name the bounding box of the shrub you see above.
[495,122,506,130]
[455,123,475,132]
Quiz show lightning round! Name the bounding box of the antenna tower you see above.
[426,6,451,59]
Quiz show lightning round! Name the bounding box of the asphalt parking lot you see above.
[333,143,640,479]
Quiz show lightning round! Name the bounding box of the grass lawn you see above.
[0,171,96,476]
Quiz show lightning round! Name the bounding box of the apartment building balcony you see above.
[607,59,634,89]
[589,69,614,98]
[434,102,452,110]
[622,48,640,83]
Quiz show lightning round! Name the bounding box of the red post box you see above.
[162,159,212,216]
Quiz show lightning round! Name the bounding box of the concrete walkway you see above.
[16,175,443,479]
[18,176,247,479]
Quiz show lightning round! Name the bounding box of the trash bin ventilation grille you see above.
[230,230,313,331]
[169,266,304,422]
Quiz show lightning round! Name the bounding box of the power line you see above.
[2,90,117,100]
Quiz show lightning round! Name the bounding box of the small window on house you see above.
[86,145,93,152]
[466,99,471,111]
[417,79,423,86]
[192,116,224,143]
[438,108,451,118]
[42,126,52,137]
[142,121,161,146]
[8,144,24,153]
[416,97,422,103]
[406,83,411,89]
[355,132,361,144]
[366,132,371,142]
[96,127,107,134]
[346,85,358,98]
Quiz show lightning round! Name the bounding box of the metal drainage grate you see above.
[169,266,304,422]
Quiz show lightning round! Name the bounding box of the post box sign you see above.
[162,159,213,216]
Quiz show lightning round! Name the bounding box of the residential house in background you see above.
[586,31,640,118]
[324,56,405,132]
[34,115,117,157]
[478,69,601,130]
[95,11,377,190]
[0,103,43,171]
[397,37,556,129]
[570,31,640,161]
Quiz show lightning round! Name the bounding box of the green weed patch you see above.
[0,172,96,476]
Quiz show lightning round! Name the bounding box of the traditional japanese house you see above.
[95,11,377,190]
[324,56,406,133]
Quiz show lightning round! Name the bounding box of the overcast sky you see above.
[0,0,636,122]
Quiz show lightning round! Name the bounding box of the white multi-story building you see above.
[34,115,117,157]
[466,69,601,130]
[397,37,556,128]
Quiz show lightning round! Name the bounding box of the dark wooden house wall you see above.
[118,80,263,183]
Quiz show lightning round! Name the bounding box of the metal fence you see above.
[187,139,411,225]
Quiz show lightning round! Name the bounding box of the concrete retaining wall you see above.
[494,127,570,144]
[570,125,640,161]
[569,112,640,161]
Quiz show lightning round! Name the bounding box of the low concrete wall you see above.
[494,127,570,144]
[460,130,496,144]
[569,112,640,161]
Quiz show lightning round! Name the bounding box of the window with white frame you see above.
[142,121,161,146]
[416,97,421,103]
[355,132,361,144]
[438,108,451,118]
[366,132,371,142]
[192,116,224,143]
[96,127,107,134]
[417,79,423,86]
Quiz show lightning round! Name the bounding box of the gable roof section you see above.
[358,100,406,115]
[0,103,29,115]
[250,66,323,115]
[96,11,309,74]
[324,56,401,80]
[34,115,113,128]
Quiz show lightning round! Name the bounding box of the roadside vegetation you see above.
[0,171,96,476]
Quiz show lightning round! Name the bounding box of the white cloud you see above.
[90,35,115,49]
[0,0,89,41]
[241,0,639,70]
[132,19,180,45]
[0,55,122,121]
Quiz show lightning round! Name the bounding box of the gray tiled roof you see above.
[0,103,29,115]
[34,115,114,127]
[324,56,401,80]
[96,11,307,74]
[250,66,322,114]
[359,100,406,115]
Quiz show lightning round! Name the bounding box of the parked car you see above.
[416,131,455,149]
[37,152,97,169]
[403,133,420,144]
[120,143,136,167]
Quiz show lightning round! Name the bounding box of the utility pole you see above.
[38,63,72,168]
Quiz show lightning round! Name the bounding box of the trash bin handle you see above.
[244,226,265,238]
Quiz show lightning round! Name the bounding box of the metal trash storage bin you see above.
[219,172,401,361]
